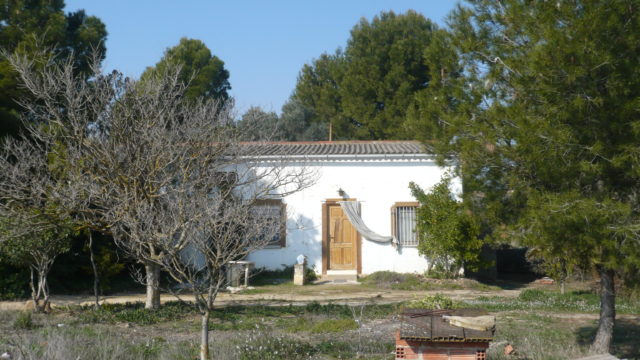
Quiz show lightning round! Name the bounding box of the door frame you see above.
[322,198,362,275]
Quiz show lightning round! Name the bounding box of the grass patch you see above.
[488,313,588,360]
[359,271,427,290]
[72,301,195,325]
[232,331,318,360]
[1,326,199,360]
[359,271,502,291]
[315,340,356,359]
[310,318,358,333]
[464,289,640,314]
[213,302,399,320]
[13,311,36,330]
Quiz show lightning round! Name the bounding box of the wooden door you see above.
[328,204,357,270]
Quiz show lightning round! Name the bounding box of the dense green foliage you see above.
[236,106,280,141]
[412,0,640,273]
[236,100,328,141]
[0,0,106,138]
[0,216,74,269]
[279,98,328,141]
[410,0,640,351]
[0,260,29,299]
[293,10,436,140]
[140,37,230,103]
[410,177,483,277]
[48,232,131,294]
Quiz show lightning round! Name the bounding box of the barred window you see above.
[253,199,286,248]
[391,202,419,247]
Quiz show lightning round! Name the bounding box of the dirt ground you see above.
[0,284,521,311]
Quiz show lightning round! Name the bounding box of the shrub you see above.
[425,263,459,279]
[0,261,29,300]
[359,271,426,290]
[13,311,35,330]
[304,266,318,282]
[518,289,547,302]
[410,177,485,277]
[406,293,457,309]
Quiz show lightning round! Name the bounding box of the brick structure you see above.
[395,309,494,360]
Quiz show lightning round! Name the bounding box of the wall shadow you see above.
[286,214,321,271]
[575,318,640,358]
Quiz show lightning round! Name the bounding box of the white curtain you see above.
[338,201,398,247]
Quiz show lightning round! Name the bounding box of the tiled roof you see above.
[399,309,495,342]
[239,141,426,156]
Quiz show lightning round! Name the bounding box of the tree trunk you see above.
[590,266,615,354]
[560,280,566,295]
[200,310,210,360]
[144,262,161,309]
[41,269,50,312]
[88,231,101,309]
[29,266,49,312]
[29,267,41,312]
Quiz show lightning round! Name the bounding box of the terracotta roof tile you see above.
[239,141,425,156]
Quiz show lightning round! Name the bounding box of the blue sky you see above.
[65,1,458,115]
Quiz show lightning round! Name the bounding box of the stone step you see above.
[315,274,359,284]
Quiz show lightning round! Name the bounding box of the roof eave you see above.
[241,153,435,162]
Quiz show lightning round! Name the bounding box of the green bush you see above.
[13,311,35,330]
[406,293,457,309]
[518,289,547,302]
[304,266,318,282]
[425,263,459,279]
[49,233,136,295]
[0,261,29,300]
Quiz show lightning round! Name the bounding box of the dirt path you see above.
[0,285,521,311]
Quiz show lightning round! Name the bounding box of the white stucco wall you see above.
[246,157,459,275]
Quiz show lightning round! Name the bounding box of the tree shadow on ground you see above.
[575,318,640,358]
[473,273,537,290]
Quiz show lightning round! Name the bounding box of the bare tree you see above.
[7,50,314,337]
[0,137,74,312]
[150,161,312,360]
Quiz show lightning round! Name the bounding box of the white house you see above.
[245,140,459,276]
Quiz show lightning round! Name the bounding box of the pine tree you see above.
[411,1,640,353]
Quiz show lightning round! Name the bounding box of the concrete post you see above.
[294,261,306,286]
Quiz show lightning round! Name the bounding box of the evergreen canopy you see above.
[410,0,640,353]
[293,10,435,140]
[0,0,106,138]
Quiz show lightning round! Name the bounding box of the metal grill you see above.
[252,200,285,247]
[395,206,418,246]
[476,350,486,360]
